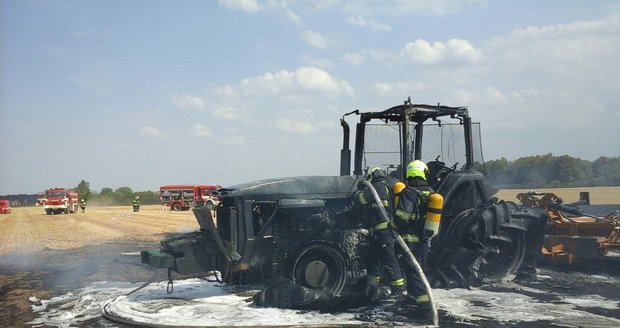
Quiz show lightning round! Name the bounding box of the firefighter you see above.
[391,160,434,319]
[132,196,141,212]
[80,198,86,213]
[354,167,405,296]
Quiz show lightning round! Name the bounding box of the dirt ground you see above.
[1,192,619,327]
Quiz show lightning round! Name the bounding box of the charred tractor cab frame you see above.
[142,99,546,295]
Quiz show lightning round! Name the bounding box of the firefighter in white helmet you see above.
[132,196,141,212]
[354,167,405,296]
[391,160,435,320]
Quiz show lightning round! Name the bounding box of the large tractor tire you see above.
[289,243,347,296]
[430,200,542,287]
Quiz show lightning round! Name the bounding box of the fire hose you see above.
[361,180,439,327]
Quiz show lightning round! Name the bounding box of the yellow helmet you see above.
[406,160,428,180]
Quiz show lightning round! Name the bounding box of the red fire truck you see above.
[36,192,46,206]
[43,188,79,215]
[160,185,222,211]
[0,199,11,214]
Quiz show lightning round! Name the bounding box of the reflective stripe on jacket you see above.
[354,178,392,229]
[392,180,434,240]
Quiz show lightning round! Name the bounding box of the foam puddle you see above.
[29,276,620,328]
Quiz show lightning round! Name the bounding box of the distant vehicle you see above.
[0,200,11,214]
[36,192,46,206]
[43,188,79,215]
[160,185,222,211]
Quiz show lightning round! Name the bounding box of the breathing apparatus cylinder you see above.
[392,181,406,207]
[424,193,443,239]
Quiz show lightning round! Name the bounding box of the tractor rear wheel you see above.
[443,201,527,283]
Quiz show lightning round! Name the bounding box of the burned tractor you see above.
[142,99,547,294]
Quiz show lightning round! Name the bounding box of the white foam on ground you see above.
[104,278,363,326]
[29,278,620,328]
[434,284,620,327]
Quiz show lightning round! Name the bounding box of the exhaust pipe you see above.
[340,118,351,176]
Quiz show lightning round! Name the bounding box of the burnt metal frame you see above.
[341,100,471,179]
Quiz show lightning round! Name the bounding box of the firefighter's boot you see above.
[390,285,406,298]
[400,296,433,323]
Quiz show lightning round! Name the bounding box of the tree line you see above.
[74,180,160,206]
[476,154,620,189]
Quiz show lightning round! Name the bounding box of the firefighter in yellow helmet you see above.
[354,167,405,296]
[80,198,86,213]
[391,160,435,320]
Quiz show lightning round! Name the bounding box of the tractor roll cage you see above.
[341,100,473,179]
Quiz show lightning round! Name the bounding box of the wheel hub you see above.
[304,260,329,288]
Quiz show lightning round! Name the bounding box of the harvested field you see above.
[0,205,199,254]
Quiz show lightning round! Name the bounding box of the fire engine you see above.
[160,185,222,211]
[0,199,11,214]
[43,188,79,215]
[36,192,46,206]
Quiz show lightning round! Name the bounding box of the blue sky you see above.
[1,0,619,195]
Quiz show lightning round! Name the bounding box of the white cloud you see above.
[212,106,239,120]
[298,55,334,69]
[286,9,302,25]
[218,0,261,12]
[171,92,205,109]
[341,52,366,65]
[395,39,482,65]
[314,1,488,15]
[215,85,237,98]
[301,30,332,49]
[274,118,316,134]
[342,48,392,65]
[487,13,620,80]
[348,16,391,31]
[375,81,426,95]
[239,66,354,96]
[139,127,169,139]
[221,135,245,145]
[190,124,211,138]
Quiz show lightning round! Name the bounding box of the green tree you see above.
[511,153,554,187]
[592,156,620,186]
[551,155,585,187]
[74,180,91,201]
[114,187,134,205]
[100,187,114,196]
[483,157,512,186]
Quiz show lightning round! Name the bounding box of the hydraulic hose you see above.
[361,180,439,327]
